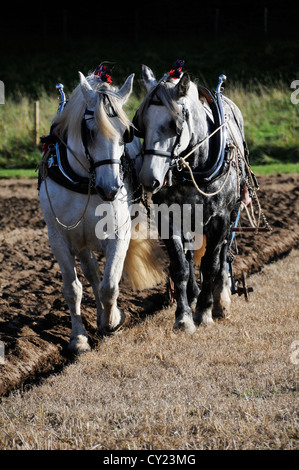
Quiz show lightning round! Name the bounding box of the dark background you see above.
[2,3,299,40]
[1,2,299,96]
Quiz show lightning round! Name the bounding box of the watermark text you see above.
[95,202,204,251]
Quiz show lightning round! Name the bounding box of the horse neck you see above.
[66,132,91,178]
[188,101,210,169]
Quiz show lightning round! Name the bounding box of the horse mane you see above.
[52,77,132,143]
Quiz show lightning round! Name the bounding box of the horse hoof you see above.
[212,308,229,319]
[193,310,214,326]
[173,314,196,334]
[68,335,91,354]
[98,309,126,337]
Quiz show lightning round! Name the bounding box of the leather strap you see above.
[91,159,122,170]
[143,149,172,158]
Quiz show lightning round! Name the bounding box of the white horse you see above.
[39,71,164,353]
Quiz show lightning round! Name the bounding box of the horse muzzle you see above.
[139,162,170,194]
[139,177,161,194]
[96,184,123,201]
[139,169,173,194]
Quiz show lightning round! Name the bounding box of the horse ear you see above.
[175,72,190,98]
[141,65,157,92]
[79,71,97,109]
[117,74,134,104]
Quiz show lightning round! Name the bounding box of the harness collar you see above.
[39,133,97,195]
[39,132,137,196]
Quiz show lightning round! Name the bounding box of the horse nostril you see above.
[139,171,161,193]
[142,180,161,193]
[152,179,161,191]
[106,190,117,201]
[96,186,106,200]
[96,186,119,201]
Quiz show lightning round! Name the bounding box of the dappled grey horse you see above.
[134,64,250,332]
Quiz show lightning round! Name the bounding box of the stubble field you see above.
[0,174,298,450]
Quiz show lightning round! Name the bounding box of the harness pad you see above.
[39,133,97,194]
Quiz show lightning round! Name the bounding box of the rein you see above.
[136,76,228,182]
[172,120,227,171]
[174,118,234,197]
[176,117,269,232]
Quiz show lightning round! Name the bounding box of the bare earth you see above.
[0,174,298,397]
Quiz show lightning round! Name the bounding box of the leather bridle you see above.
[133,82,229,183]
[81,96,134,176]
[133,90,199,168]
[143,104,190,163]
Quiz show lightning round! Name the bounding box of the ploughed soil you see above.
[0,174,298,396]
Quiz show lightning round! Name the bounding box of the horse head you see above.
[136,65,208,193]
[78,72,135,201]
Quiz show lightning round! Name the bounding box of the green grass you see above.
[1,35,298,174]
[227,83,299,165]
[0,164,295,179]
[0,80,298,176]
[0,91,58,169]
[251,162,298,175]
[0,168,37,178]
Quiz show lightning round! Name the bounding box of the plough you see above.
[227,253,253,301]
[227,222,271,300]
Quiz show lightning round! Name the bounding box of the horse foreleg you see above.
[49,237,90,353]
[78,247,103,324]
[194,237,223,326]
[186,249,200,311]
[98,239,127,336]
[164,237,196,334]
[212,242,231,319]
